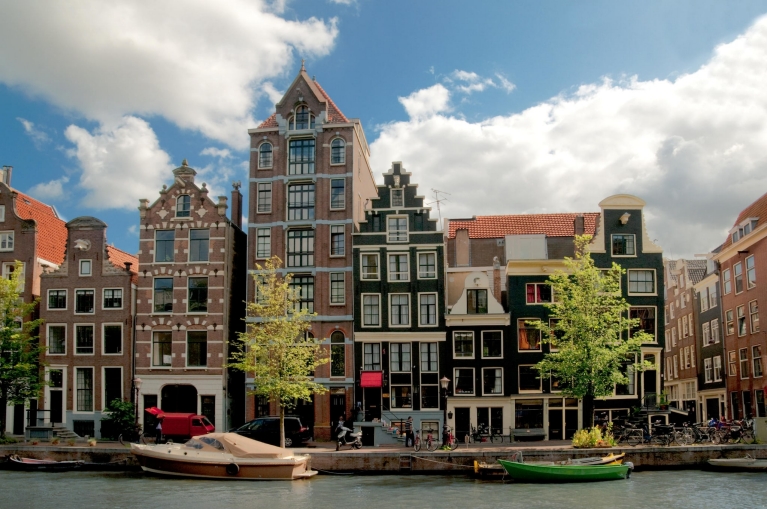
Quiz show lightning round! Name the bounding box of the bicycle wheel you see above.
[711,431,723,445]
[426,437,436,452]
[626,429,641,447]
[682,428,695,446]
[413,438,421,452]
[449,438,458,451]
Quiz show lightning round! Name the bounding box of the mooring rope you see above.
[410,455,475,468]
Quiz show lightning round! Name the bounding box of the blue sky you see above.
[2,1,767,258]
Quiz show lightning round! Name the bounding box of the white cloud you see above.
[16,117,50,149]
[200,147,232,160]
[329,0,355,4]
[27,176,69,201]
[127,225,138,236]
[447,70,515,95]
[371,16,767,258]
[64,116,173,209]
[0,1,338,150]
[261,82,286,109]
[495,73,516,93]
[398,84,451,120]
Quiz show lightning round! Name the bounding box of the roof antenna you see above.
[428,188,451,230]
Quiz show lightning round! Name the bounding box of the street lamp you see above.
[133,377,142,427]
[440,376,450,434]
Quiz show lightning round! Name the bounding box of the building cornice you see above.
[445,313,510,327]
[353,331,446,342]
[714,223,767,262]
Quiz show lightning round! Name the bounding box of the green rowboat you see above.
[497,459,632,482]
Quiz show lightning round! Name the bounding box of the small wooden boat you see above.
[707,456,767,472]
[7,455,84,471]
[498,458,632,482]
[475,452,626,478]
[131,432,317,480]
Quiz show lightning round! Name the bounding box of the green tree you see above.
[229,257,328,448]
[533,236,652,429]
[0,262,45,439]
[100,399,137,440]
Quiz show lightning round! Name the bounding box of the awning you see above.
[145,406,165,417]
[360,371,383,388]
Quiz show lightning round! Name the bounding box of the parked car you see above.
[231,416,311,447]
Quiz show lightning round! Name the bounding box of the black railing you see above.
[26,408,56,427]
[640,392,658,411]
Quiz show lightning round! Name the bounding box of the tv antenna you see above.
[428,188,451,227]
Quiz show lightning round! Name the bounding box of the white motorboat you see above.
[707,455,767,471]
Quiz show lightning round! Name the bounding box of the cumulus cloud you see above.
[65,116,173,209]
[200,147,232,160]
[17,117,50,149]
[444,70,516,95]
[398,84,451,120]
[27,176,69,201]
[371,16,767,258]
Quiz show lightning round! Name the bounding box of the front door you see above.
[705,398,719,420]
[548,409,563,440]
[455,407,471,443]
[363,388,380,421]
[13,404,24,435]
[330,389,347,431]
[50,391,63,424]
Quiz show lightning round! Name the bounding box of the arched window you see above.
[291,106,314,130]
[331,138,345,164]
[258,143,272,168]
[331,331,345,377]
[176,195,191,217]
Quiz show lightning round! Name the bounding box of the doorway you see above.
[50,392,63,424]
[161,385,198,413]
[330,389,347,431]
[455,407,471,442]
[363,387,381,421]
[13,404,24,435]
[705,398,720,420]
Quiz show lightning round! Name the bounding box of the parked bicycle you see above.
[712,418,754,444]
[469,423,496,443]
[118,426,159,446]
[414,428,437,452]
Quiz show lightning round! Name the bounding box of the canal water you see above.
[1,470,765,509]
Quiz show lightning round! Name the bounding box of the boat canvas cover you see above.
[196,433,293,459]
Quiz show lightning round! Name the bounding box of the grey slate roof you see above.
[686,259,708,285]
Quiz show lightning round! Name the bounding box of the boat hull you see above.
[497,459,631,482]
[707,458,767,472]
[7,456,83,472]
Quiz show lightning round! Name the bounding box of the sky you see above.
[2,1,767,259]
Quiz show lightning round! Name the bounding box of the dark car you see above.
[231,416,311,447]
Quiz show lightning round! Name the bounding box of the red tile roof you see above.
[14,190,67,265]
[447,213,600,239]
[721,190,767,249]
[255,79,349,129]
[107,245,139,284]
[257,113,278,129]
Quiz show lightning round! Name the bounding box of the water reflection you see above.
[1,470,766,509]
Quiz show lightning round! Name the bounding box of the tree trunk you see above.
[582,393,595,430]
[279,404,285,449]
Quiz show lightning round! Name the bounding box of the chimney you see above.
[492,256,502,303]
[217,196,228,217]
[0,166,12,186]
[231,181,243,229]
[574,214,585,235]
[124,262,132,272]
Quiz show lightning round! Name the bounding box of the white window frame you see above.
[102,323,124,356]
[73,366,95,414]
[47,289,67,311]
[360,252,380,281]
[390,188,404,208]
[258,142,273,169]
[102,366,124,410]
[453,331,474,359]
[0,231,14,251]
[526,282,553,304]
[518,365,543,393]
[256,228,271,259]
[74,288,96,315]
[753,345,763,378]
[329,272,345,306]
[723,268,732,295]
[417,251,437,279]
[630,306,657,342]
[713,355,723,382]
[330,178,345,210]
[518,318,542,352]
[361,293,381,328]
[740,348,750,379]
[749,300,760,333]
[418,292,438,327]
[700,288,709,312]
[702,322,711,344]
[711,318,720,343]
[152,331,173,367]
[611,233,636,257]
[481,330,504,359]
[256,182,272,214]
[102,288,124,310]
[737,305,747,337]
[453,367,475,396]
[734,262,744,295]
[388,293,410,327]
[627,269,657,296]
[176,194,191,218]
[390,343,412,373]
[387,215,408,243]
[482,367,504,396]
[746,255,756,290]
[728,350,737,377]
[74,323,95,356]
[2,261,24,291]
[79,259,92,277]
[0,205,5,222]
[388,252,409,282]
[704,358,713,383]
[46,323,67,356]
[330,138,346,166]
[330,224,345,257]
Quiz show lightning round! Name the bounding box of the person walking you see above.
[404,417,414,447]
[155,417,164,444]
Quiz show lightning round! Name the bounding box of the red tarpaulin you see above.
[145,406,165,417]
[360,371,383,388]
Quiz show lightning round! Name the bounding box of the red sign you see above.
[360,371,383,388]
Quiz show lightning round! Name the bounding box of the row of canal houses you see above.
[4,66,763,441]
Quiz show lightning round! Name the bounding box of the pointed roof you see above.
[14,189,67,265]
[447,213,600,239]
[721,189,767,249]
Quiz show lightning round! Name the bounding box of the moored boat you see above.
[474,452,626,478]
[7,455,84,471]
[707,456,767,472]
[130,432,317,480]
[497,458,632,482]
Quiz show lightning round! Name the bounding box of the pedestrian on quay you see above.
[404,416,413,447]
[155,416,164,444]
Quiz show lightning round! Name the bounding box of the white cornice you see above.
[353,331,445,342]
[714,223,767,263]
[505,259,567,276]
[446,314,510,327]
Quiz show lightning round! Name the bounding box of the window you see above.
[737,305,747,336]
[75,325,94,354]
[740,348,750,379]
[713,355,723,381]
[103,324,122,354]
[103,288,122,309]
[0,205,4,221]
[391,343,411,372]
[103,367,122,409]
[671,327,677,346]
[330,138,345,164]
[612,234,635,256]
[630,307,656,341]
[519,365,541,392]
[746,255,756,289]
[75,289,94,314]
[330,225,344,256]
[418,252,436,279]
[628,270,655,294]
[0,231,14,251]
[685,346,691,368]
[467,289,488,314]
[728,350,738,377]
[155,230,174,262]
[518,319,541,351]
[682,316,689,337]
[76,368,93,412]
[391,189,404,208]
[189,229,209,262]
[704,358,713,383]
[702,322,711,344]
[330,273,344,304]
[711,319,720,343]
[176,195,191,218]
[363,343,380,370]
[387,216,407,242]
[187,331,207,367]
[361,253,379,280]
[418,293,437,326]
[154,278,173,313]
[750,300,760,333]
[48,289,66,310]
[258,142,272,168]
[709,284,718,308]
[421,343,438,372]
[257,183,271,213]
[287,183,315,220]
[483,368,503,395]
[289,276,314,313]
[700,288,709,312]
[753,346,763,378]
[673,355,678,378]
[482,331,503,358]
[48,325,66,355]
[390,294,410,326]
[526,283,552,304]
[388,253,409,281]
[453,332,474,358]
[726,310,734,336]
[454,368,475,395]
[735,262,744,294]
[288,139,315,175]
[153,331,172,366]
[362,294,380,326]
[79,259,91,276]
[256,228,270,259]
[188,277,208,313]
[291,105,314,130]
[330,179,345,209]
[723,268,732,295]
[391,385,412,409]
[287,229,314,267]
[330,331,345,377]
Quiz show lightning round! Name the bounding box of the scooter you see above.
[336,425,362,450]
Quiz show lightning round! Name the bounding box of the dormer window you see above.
[331,138,345,164]
[176,195,191,217]
[391,189,404,208]
[467,289,488,314]
[290,106,315,130]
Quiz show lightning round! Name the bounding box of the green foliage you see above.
[0,435,18,445]
[571,423,616,448]
[0,261,45,438]
[100,399,138,440]
[229,257,329,447]
[532,236,653,426]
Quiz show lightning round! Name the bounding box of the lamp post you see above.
[440,376,450,433]
[133,377,142,427]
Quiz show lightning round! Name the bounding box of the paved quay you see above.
[2,439,766,473]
